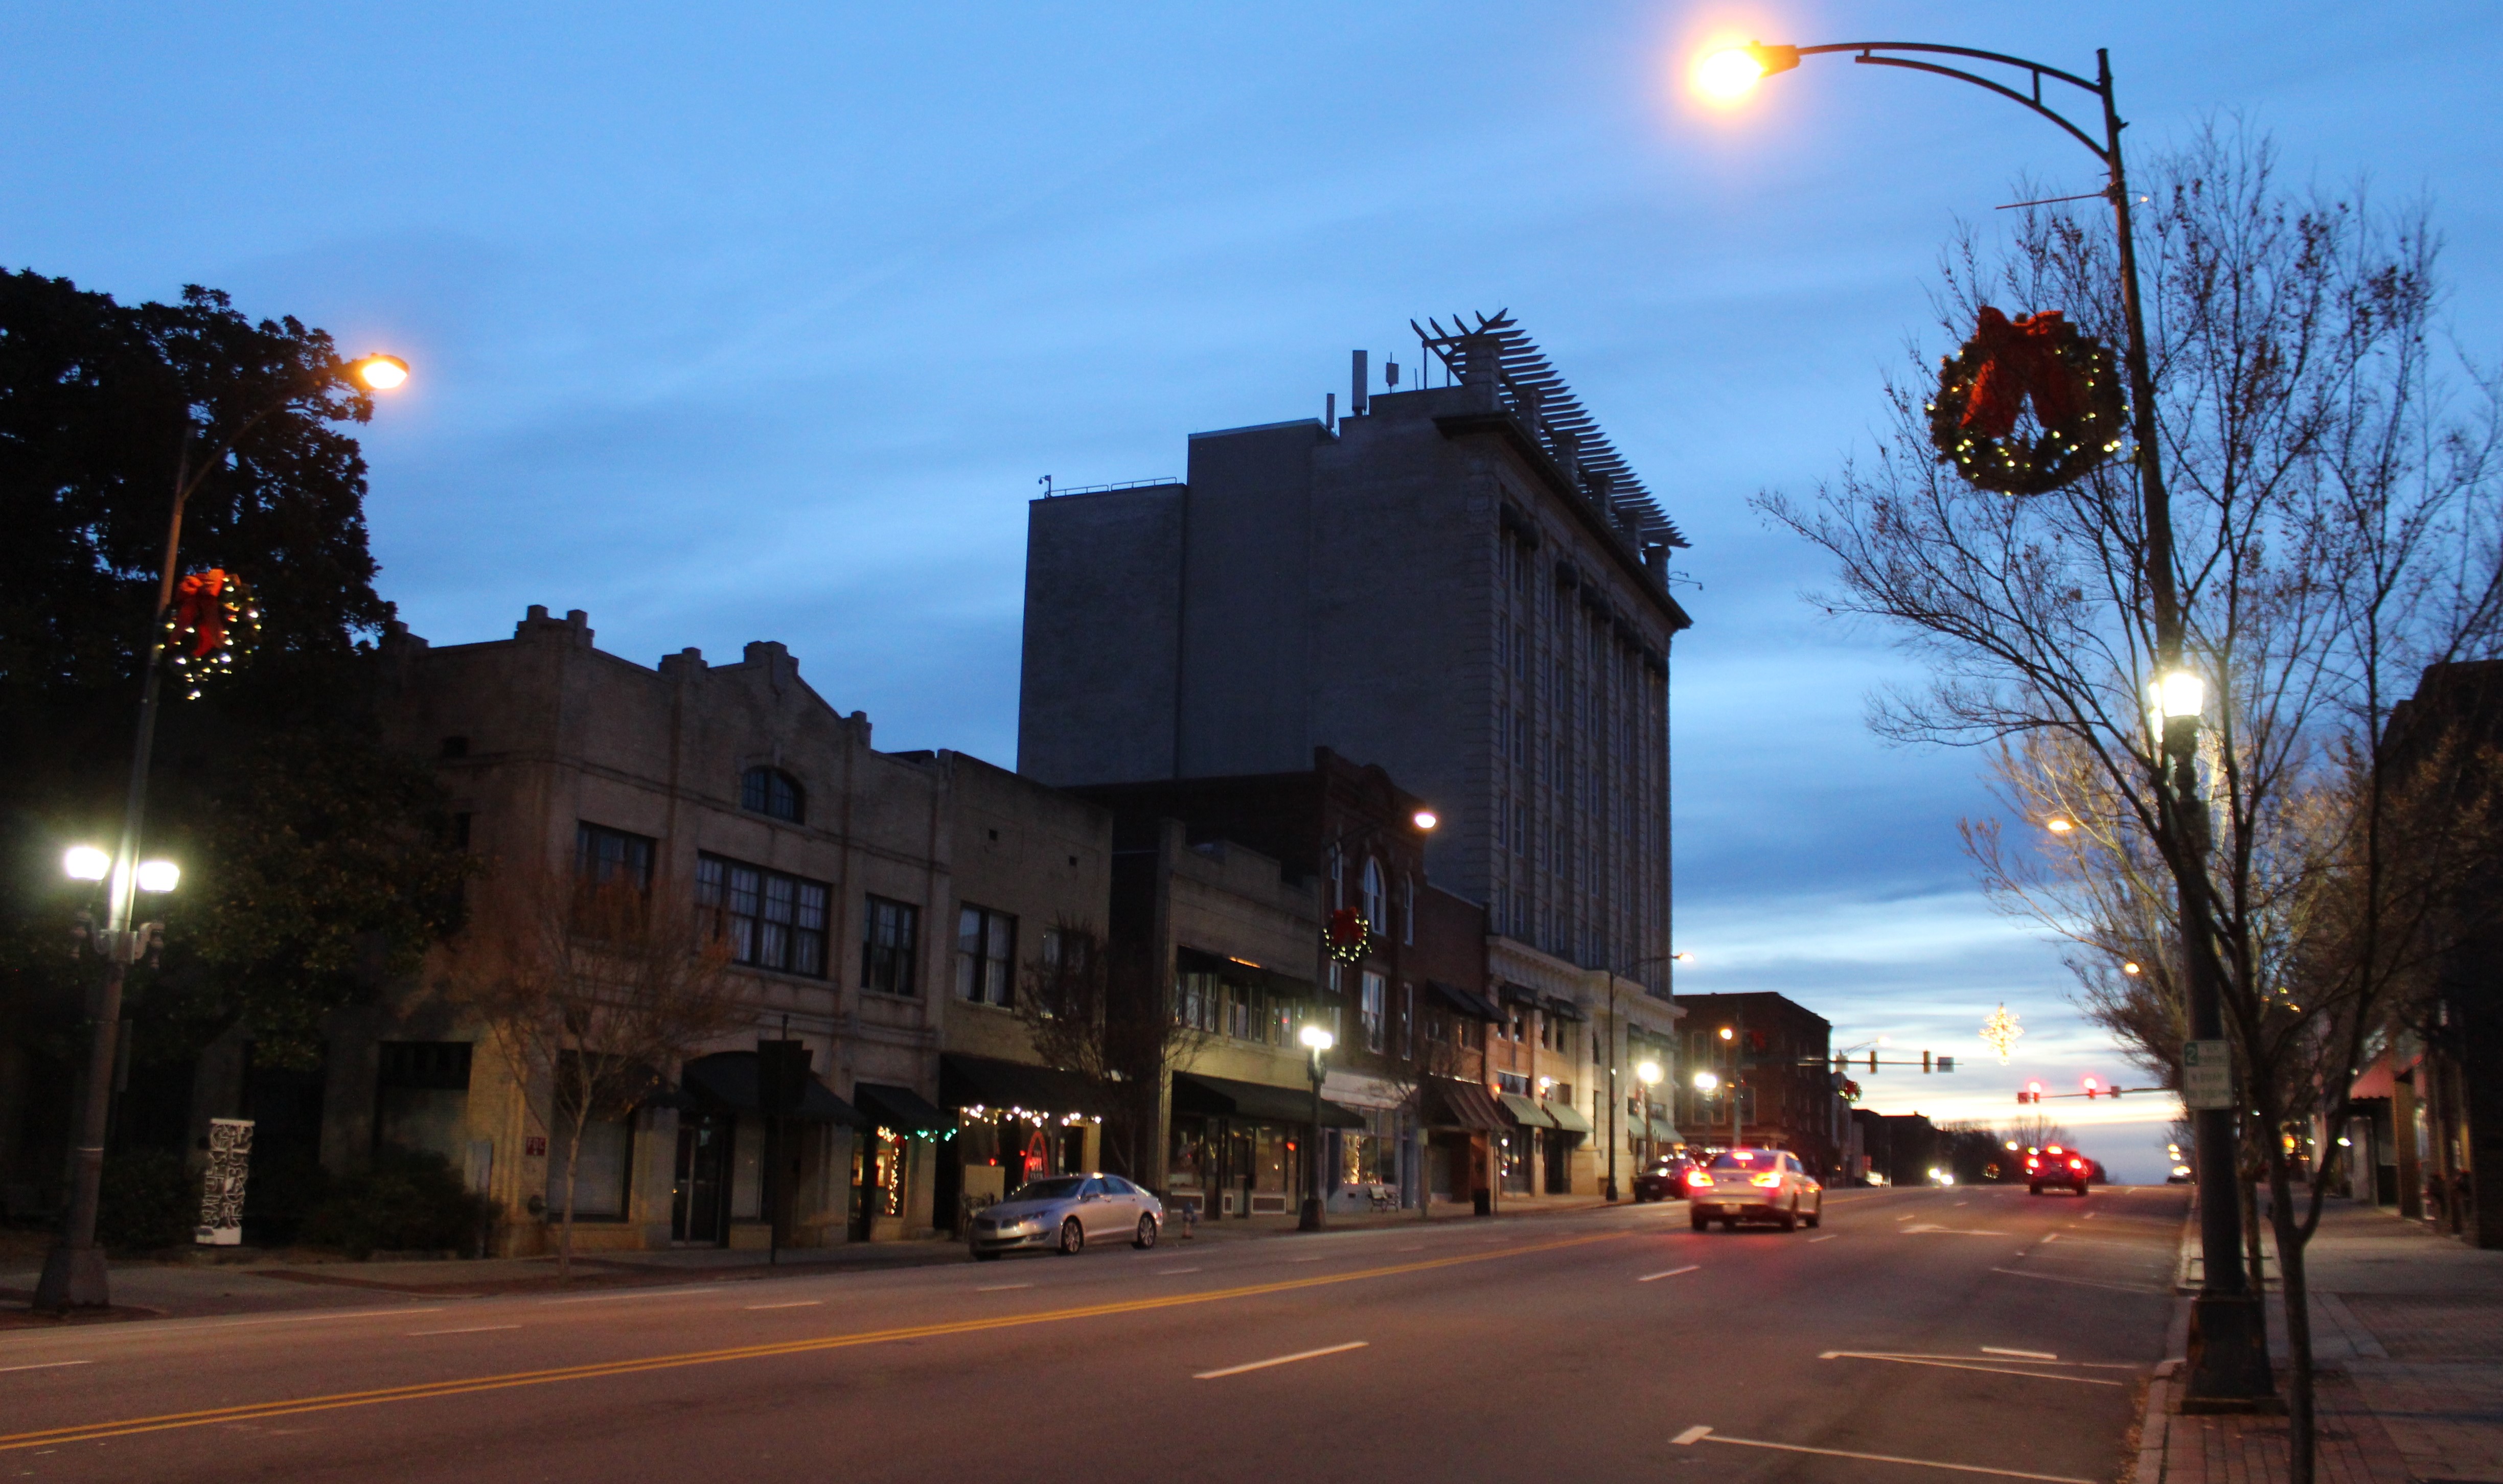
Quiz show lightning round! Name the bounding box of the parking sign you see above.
[2181,1039,2232,1110]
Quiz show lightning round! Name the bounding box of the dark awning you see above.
[1170,1071,1363,1129]
[680,1052,866,1127]
[1545,1100,1594,1137]
[1421,1077,1505,1131]
[1498,982,1543,1006]
[1428,981,1501,1022]
[1498,1093,1558,1130]
[940,1055,1104,1118]
[1542,996,1587,1024]
[854,1082,953,1134]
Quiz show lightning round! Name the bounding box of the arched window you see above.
[1361,857,1387,931]
[740,766,803,823]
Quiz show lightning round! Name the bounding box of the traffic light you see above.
[2018,1079,2045,1105]
[2082,1075,2102,1100]
[1938,1056,1955,1074]
[1922,1050,1932,1074]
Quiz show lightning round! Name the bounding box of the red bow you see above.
[172,570,231,659]
[1961,307,2088,438]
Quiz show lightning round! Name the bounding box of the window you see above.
[1497,1070,1530,1096]
[1361,857,1386,932]
[1400,982,1415,1059]
[861,895,919,996]
[1402,874,1415,945]
[957,905,1016,1006]
[740,766,803,823]
[697,854,830,976]
[577,823,654,890]
[1361,970,1386,1053]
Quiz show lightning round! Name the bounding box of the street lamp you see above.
[1636,1060,1663,1171]
[33,350,409,1313]
[1690,35,2269,1405]
[1298,1023,1335,1232]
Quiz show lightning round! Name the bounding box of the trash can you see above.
[1472,1189,1492,1217]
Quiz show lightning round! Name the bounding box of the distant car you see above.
[968,1173,1163,1259]
[2025,1145,2093,1196]
[1686,1148,1822,1232]
[1631,1158,1692,1203]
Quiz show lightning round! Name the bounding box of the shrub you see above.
[300,1149,492,1258]
[97,1149,199,1252]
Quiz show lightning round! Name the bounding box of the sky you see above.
[8,2,2497,1182]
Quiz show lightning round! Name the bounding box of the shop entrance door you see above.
[673,1114,730,1244]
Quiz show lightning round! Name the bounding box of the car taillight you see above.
[2069,1159,2084,1170]
[2025,1157,2039,1169]
[1750,1173,1783,1188]
[1684,1169,1713,1187]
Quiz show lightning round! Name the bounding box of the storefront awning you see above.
[1498,1093,1558,1130]
[1498,982,1543,1006]
[1545,1101,1594,1137]
[681,1052,866,1127]
[1428,981,1501,1022]
[1421,1077,1505,1131]
[2350,1055,2396,1102]
[853,1082,953,1134]
[1542,996,1586,1024]
[940,1054,1103,1119]
[1172,1071,1363,1129]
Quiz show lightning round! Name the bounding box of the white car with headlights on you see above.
[1685,1148,1822,1232]
[968,1174,1162,1259]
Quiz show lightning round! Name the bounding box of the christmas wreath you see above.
[1325,907,1372,964]
[164,569,260,699]
[1928,306,2126,496]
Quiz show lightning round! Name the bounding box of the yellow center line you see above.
[0,1230,1623,1452]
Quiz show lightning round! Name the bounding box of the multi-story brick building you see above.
[1671,991,1844,1174]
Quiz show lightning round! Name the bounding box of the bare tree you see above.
[441,860,743,1282]
[1757,125,2501,1477]
[1014,919,1211,1181]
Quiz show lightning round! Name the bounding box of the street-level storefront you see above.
[1168,1071,1362,1218]
[1420,1076,1503,1208]
[1544,1099,1593,1194]
[936,1054,1103,1236]
[672,1051,865,1248]
[849,1082,952,1241]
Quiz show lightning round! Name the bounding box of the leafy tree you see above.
[0,270,462,1178]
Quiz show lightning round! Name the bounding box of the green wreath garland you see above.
[164,569,261,700]
[1927,307,2127,497]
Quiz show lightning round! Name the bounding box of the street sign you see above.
[2181,1039,2232,1110]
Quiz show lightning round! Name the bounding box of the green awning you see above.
[1498,1093,1557,1130]
[1545,1101,1594,1137]
[1172,1072,1363,1129]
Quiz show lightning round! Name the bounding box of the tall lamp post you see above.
[1636,1060,1663,1171]
[1599,948,1689,1202]
[1694,38,2269,1405]
[32,352,411,1312]
[1298,1024,1335,1232]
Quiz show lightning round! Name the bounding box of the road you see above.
[0,1184,2185,1483]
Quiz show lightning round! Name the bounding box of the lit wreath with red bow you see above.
[1325,907,1372,964]
[163,569,261,699]
[1927,306,2126,497]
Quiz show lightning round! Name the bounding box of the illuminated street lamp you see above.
[1685,31,2269,1404]
[35,350,408,1313]
[1298,1023,1335,1232]
[1637,1060,1663,1169]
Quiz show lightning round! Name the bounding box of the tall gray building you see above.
[1018,314,1692,993]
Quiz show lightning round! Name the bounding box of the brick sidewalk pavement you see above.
[2136,1199,2503,1483]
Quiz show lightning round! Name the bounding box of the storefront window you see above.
[1499,1129,1533,1194]
[1169,1119,1205,1191]
[870,1129,908,1218]
[549,1115,634,1219]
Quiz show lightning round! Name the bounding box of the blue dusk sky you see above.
[9,3,2496,1180]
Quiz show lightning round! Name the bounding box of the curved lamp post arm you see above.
[1778,42,2110,166]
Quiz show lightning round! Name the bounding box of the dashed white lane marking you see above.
[1636,1265,1701,1282]
[1393,1245,1424,1251]
[746,1301,821,1310]
[1808,1234,1838,1243]
[1672,1423,2096,1480]
[407,1325,520,1336]
[1984,1347,2060,1359]
[1990,1267,2168,1294]
[2042,1233,2060,1243]
[1289,1256,1328,1263]
[976,1284,1032,1292]
[1818,1352,2124,1387]
[1193,1340,1367,1380]
[1895,1213,1917,1222]
[0,1361,90,1373]
[1154,1267,1201,1276]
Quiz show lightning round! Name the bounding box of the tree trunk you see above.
[2269,1152,2316,1484]
[559,1113,587,1286]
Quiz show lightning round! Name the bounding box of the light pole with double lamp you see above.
[1298,1024,1335,1232]
[1693,36,2269,1406]
[33,352,412,1311]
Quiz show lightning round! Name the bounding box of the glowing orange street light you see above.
[2046,816,2074,833]
[349,354,410,391]
[1410,808,1438,831]
[1691,40,1800,103]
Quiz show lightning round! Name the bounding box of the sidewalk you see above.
[0,1191,1623,1328]
[2136,1197,2503,1483]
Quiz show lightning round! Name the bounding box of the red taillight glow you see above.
[1750,1173,1783,1188]
[2025,1157,2040,1169]
[2069,1159,2085,1170]
[1685,1169,1713,1187]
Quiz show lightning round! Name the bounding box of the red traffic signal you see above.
[2082,1075,2102,1100]
[2017,1079,2046,1105]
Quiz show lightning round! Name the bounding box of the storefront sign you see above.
[2181,1039,2232,1111]
[195,1117,254,1245]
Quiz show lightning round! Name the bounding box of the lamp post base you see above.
[1604,1179,1619,1202]
[33,1244,108,1311]
[2182,1292,2278,1411]
[1297,1197,1324,1232]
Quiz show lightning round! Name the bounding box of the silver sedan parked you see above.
[968,1173,1163,1259]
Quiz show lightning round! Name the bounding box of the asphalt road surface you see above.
[0,1184,2186,1483]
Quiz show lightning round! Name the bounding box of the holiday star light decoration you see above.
[1980,1003,2025,1064]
